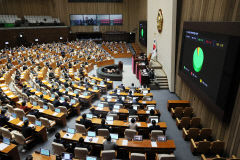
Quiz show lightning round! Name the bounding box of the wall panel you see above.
[176,0,240,156]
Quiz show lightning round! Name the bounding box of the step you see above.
[154,69,167,78]
[159,85,169,89]
[155,79,168,82]
[150,61,162,69]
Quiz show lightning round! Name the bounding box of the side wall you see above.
[175,0,240,156]
[147,0,177,92]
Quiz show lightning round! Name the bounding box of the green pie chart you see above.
[193,47,204,72]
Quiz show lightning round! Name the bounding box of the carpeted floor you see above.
[19,58,200,160]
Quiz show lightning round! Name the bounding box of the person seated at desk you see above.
[20,101,31,113]
[53,95,62,108]
[0,109,9,127]
[130,83,136,90]
[22,86,34,97]
[74,137,91,151]
[128,106,137,116]
[0,92,10,104]
[78,113,92,129]
[103,136,117,150]
[95,119,111,132]
[118,84,125,91]
[149,120,161,133]
[53,132,69,149]
[129,118,138,131]
[22,120,35,138]
[62,98,70,109]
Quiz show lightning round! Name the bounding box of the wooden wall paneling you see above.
[176,0,240,156]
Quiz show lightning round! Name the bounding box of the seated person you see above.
[62,98,70,109]
[0,109,9,127]
[78,113,92,129]
[118,84,125,91]
[128,106,137,116]
[129,118,138,131]
[149,120,161,133]
[20,101,31,113]
[74,137,91,151]
[22,120,35,138]
[95,119,111,132]
[103,136,117,150]
[130,83,135,90]
[53,95,62,108]
[53,132,68,148]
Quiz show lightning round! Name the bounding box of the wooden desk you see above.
[167,100,190,111]
[32,152,56,160]
[138,100,157,105]
[8,118,48,141]
[109,91,153,97]
[0,143,20,160]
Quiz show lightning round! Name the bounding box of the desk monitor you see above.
[107,95,112,99]
[62,152,73,160]
[146,97,152,101]
[158,135,167,142]
[98,103,104,108]
[74,90,78,94]
[43,105,48,110]
[70,99,76,104]
[133,135,143,141]
[66,88,69,92]
[110,133,118,140]
[60,97,65,101]
[106,116,113,121]
[86,156,97,160]
[40,148,50,156]
[93,86,98,90]
[88,131,96,137]
[51,94,55,98]
[67,128,75,134]
[114,105,120,109]
[151,118,159,123]
[72,81,75,85]
[35,120,42,126]
[12,113,17,119]
[83,92,89,96]
[55,108,61,113]
[3,137,10,145]
[142,90,148,94]
[86,114,93,119]
[100,81,104,85]
[43,91,47,95]
[133,106,138,110]
[121,96,125,101]
[23,116,28,122]
[91,80,96,83]
[33,101,37,106]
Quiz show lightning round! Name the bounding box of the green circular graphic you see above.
[141,28,144,37]
[193,47,204,72]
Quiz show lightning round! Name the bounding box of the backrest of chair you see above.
[52,142,65,155]
[74,147,88,159]
[14,108,25,120]
[157,154,176,160]
[37,100,44,107]
[39,117,50,128]
[211,140,225,155]
[199,128,212,140]
[188,128,200,140]
[124,129,137,140]
[75,123,86,135]
[190,117,201,128]
[13,132,25,145]
[7,104,14,113]
[101,150,115,160]
[0,127,12,139]
[183,107,193,117]
[98,129,110,138]
[174,107,183,118]
[58,106,67,115]
[48,103,55,111]
[197,141,211,154]
[212,158,226,160]
[131,153,145,160]
[151,130,164,140]
[26,114,37,124]
[181,117,191,129]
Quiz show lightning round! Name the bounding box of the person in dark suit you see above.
[0,109,9,127]
[62,98,70,109]
[20,101,31,113]
[118,84,125,91]
[130,83,136,90]
[78,113,92,129]
[149,120,161,133]
[128,106,137,115]
[95,118,110,132]
[53,132,68,148]
[53,95,62,108]
[74,137,91,151]
[22,120,35,138]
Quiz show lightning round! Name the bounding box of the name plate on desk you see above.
[106,121,113,125]
[85,137,98,143]
[122,140,128,146]
[52,112,58,116]
[38,109,44,113]
[63,133,74,139]
[8,95,15,98]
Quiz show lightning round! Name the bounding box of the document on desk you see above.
[142,101,146,104]
[17,121,23,126]
[52,112,58,116]
[106,121,113,125]
[8,116,15,121]
[151,141,157,147]
[136,122,141,127]
[122,140,128,146]
[38,109,44,113]
[1,87,8,90]
[113,109,119,113]
[85,137,98,143]
[9,95,15,98]
[5,90,11,94]
[96,107,103,110]
[147,123,152,127]
[63,133,74,139]
[0,143,9,151]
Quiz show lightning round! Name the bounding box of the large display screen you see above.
[180,30,229,101]
[70,14,122,26]
[69,0,122,2]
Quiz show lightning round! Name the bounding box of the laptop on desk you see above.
[87,131,96,137]
[86,156,97,160]
[3,137,10,145]
[133,135,143,141]
[40,148,50,156]
[86,114,93,119]
[62,152,73,160]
